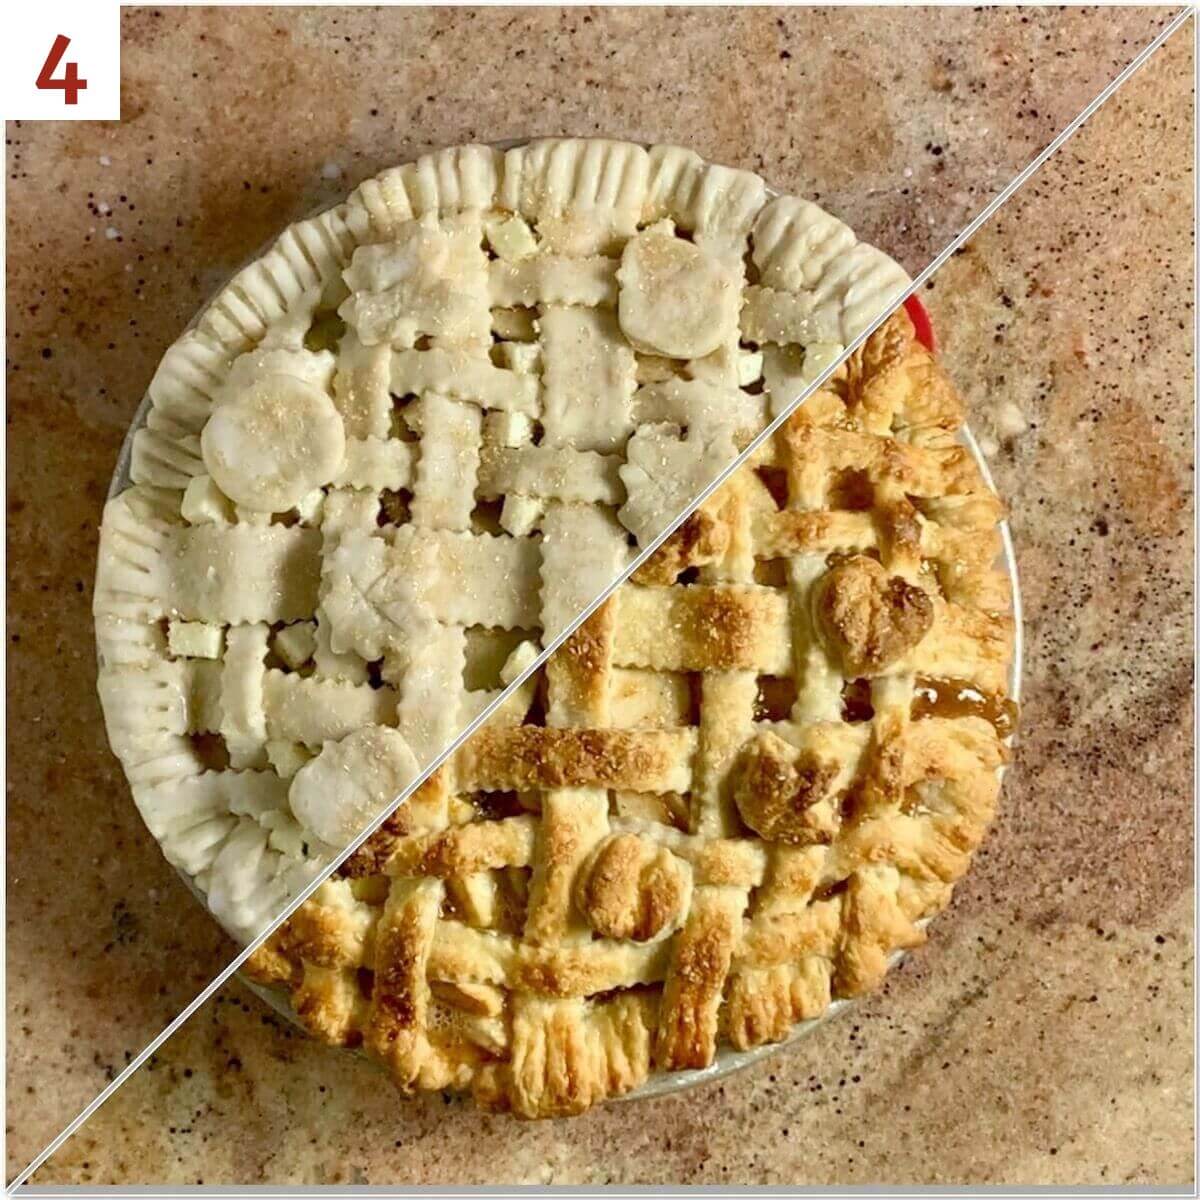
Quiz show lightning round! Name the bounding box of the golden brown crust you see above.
[632,504,730,586]
[574,833,692,941]
[814,555,934,676]
[341,772,451,878]
[244,941,295,987]
[252,310,1017,1116]
[732,731,842,845]
[613,584,790,672]
[457,727,695,793]
[654,887,741,1070]
[545,601,617,725]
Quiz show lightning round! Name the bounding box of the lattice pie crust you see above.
[95,139,912,942]
[246,310,1017,1117]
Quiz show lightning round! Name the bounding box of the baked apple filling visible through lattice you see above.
[95,139,916,944]
[246,309,1016,1117]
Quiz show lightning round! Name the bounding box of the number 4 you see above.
[36,35,87,106]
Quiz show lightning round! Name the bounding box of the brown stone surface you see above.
[7,6,1192,1186]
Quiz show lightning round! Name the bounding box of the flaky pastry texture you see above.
[247,311,1017,1117]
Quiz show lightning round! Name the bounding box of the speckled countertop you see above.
[8,6,1193,1187]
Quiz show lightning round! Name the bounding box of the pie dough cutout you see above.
[617,221,739,359]
[201,372,346,512]
[288,725,420,850]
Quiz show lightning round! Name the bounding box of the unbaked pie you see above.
[246,309,1017,1116]
[94,138,912,941]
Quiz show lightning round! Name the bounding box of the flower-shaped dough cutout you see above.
[574,832,693,942]
[813,555,934,677]
[339,213,490,348]
[288,726,419,851]
[201,371,346,512]
[616,220,739,358]
[618,424,735,546]
[733,730,842,846]
[631,496,731,585]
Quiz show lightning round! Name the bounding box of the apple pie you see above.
[245,308,1017,1116]
[94,138,914,942]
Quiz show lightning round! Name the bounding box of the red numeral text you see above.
[36,35,88,106]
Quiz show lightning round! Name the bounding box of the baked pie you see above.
[94,138,913,941]
[246,309,1017,1117]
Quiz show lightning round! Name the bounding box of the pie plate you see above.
[101,146,1023,1108]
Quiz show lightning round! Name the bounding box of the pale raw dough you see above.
[616,220,739,359]
[288,725,420,851]
[95,139,915,949]
[201,374,346,512]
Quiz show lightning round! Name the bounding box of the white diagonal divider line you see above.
[9,6,1192,1188]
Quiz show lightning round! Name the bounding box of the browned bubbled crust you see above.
[456,726,692,793]
[815,554,935,676]
[632,504,730,586]
[574,833,691,941]
[243,941,294,987]
[733,731,842,845]
[255,309,1016,1117]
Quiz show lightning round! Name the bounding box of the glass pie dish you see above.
[99,139,1023,1110]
